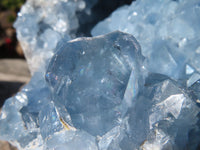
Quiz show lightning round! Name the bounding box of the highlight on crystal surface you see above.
[14,0,97,74]
[45,31,144,137]
[1,0,200,149]
[0,31,145,150]
[92,0,200,80]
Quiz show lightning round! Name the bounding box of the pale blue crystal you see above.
[124,74,200,149]
[46,31,144,136]
[1,0,200,149]
[92,0,200,80]
[186,64,195,75]
[0,72,48,149]
[187,73,200,87]
[14,0,97,74]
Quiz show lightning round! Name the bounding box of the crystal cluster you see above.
[92,0,200,80]
[14,0,97,73]
[1,0,200,150]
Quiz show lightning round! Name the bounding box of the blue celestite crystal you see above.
[0,0,200,149]
[0,72,49,149]
[14,0,97,74]
[92,0,200,80]
[138,75,200,149]
[95,73,200,150]
[45,31,144,136]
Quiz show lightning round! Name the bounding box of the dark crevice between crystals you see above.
[76,0,134,37]
[0,81,24,107]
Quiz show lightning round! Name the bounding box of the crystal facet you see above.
[92,0,200,80]
[0,0,200,149]
[46,31,144,136]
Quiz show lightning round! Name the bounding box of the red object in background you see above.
[0,36,23,58]
[4,37,15,56]
[5,37,12,45]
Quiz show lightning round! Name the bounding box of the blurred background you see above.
[0,0,25,58]
[0,1,29,149]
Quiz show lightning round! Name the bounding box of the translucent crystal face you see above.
[126,75,200,150]
[1,0,200,149]
[46,31,144,136]
[92,0,200,80]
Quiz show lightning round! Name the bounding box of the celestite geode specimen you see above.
[0,0,200,150]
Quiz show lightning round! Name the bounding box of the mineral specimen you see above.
[1,0,200,149]
[0,31,145,149]
[92,0,200,80]
[0,72,48,149]
[14,0,97,74]
[46,31,144,137]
